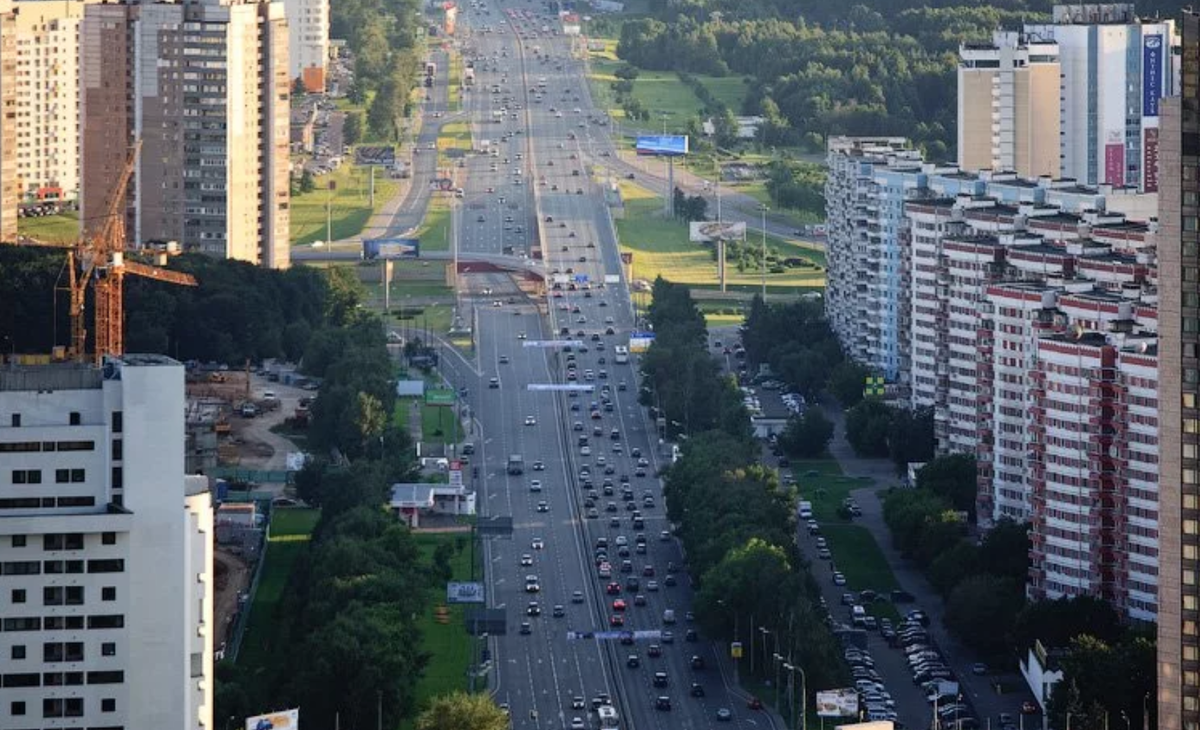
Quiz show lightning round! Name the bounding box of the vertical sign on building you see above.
[1144,127,1160,193]
[1104,131,1125,186]
[1144,34,1163,118]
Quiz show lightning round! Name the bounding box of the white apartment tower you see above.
[0,355,213,729]
[284,0,328,92]
[958,31,1061,179]
[12,0,87,205]
[1025,4,1178,192]
[0,0,17,242]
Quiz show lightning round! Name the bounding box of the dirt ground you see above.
[213,549,251,651]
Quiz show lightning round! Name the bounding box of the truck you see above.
[507,454,524,475]
[425,61,437,77]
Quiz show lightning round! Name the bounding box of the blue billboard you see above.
[635,135,689,157]
[1143,34,1163,118]
[363,238,420,260]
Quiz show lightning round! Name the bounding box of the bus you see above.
[613,345,629,364]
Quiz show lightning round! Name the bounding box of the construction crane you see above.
[17,141,198,363]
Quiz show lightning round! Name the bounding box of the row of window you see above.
[11,534,116,549]
[1,615,124,632]
[9,696,119,717]
[1,559,123,576]
[0,440,96,453]
[0,496,98,510]
[8,585,118,605]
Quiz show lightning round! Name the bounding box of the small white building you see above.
[389,483,476,528]
[1019,640,1065,713]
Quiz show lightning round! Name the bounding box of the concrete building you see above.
[12,0,87,206]
[283,0,328,91]
[80,0,291,269]
[0,0,16,242]
[1025,4,1178,192]
[0,355,213,729]
[958,31,1062,179]
[1156,12,1198,730]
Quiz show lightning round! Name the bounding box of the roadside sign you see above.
[426,389,456,406]
[447,581,485,604]
[730,641,743,659]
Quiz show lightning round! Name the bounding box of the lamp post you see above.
[758,626,771,679]
[759,204,769,299]
[773,652,784,713]
[783,661,806,730]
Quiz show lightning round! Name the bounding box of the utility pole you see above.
[760,204,769,299]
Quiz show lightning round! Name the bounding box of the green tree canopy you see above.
[416,692,511,730]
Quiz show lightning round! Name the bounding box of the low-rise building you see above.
[389,483,476,528]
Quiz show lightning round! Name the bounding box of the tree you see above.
[887,406,935,473]
[1010,596,1123,653]
[778,409,833,458]
[431,542,455,583]
[613,62,640,80]
[977,519,1030,583]
[299,168,316,194]
[827,360,869,407]
[416,692,510,730]
[293,77,307,96]
[344,112,364,146]
[914,453,976,515]
[1046,633,1156,730]
[926,540,978,595]
[844,399,892,458]
[943,575,1024,657]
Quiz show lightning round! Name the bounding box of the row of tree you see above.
[843,400,936,473]
[332,0,422,140]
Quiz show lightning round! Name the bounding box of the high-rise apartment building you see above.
[0,355,213,729]
[12,0,87,206]
[80,0,291,269]
[1025,4,1178,192]
[1156,12,1199,730]
[284,0,329,91]
[958,31,1061,179]
[0,0,17,243]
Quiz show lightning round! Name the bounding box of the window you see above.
[102,586,116,601]
[55,469,70,484]
[11,645,25,660]
[43,616,84,630]
[87,671,124,685]
[2,617,40,631]
[101,532,116,545]
[11,535,24,548]
[102,698,116,712]
[87,559,124,574]
[112,411,122,433]
[111,466,123,489]
[101,642,116,657]
[110,439,122,461]
[66,586,83,605]
[68,411,80,426]
[87,615,125,629]
[2,673,39,688]
[43,586,63,606]
[112,493,123,507]
[11,701,25,715]
[11,469,41,484]
[10,414,19,427]
[12,588,25,603]
[70,469,85,483]
[44,533,84,551]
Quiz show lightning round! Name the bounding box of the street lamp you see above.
[759,204,769,299]
[758,626,772,679]
[782,661,806,730]
[772,653,784,714]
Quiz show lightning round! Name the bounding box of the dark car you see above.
[655,697,672,711]
[690,683,706,698]
[691,655,706,670]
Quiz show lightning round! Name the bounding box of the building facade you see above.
[80,0,291,269]
[0,0,17,242]
[283,0,328,91]
[958,31,1062,179]
[1025,4,1178,192]
[1156,12,1199,730]
[12,0,86,205]
[0,355,213,729]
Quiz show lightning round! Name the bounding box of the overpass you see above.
[289,247,550,280]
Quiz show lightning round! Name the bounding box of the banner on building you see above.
[816,689,860,718]
[1144,127,1160,193]
[1104,138,1125,186]
[1144,34,1163,118]
[246,709,299,730]
[689,221,746,242]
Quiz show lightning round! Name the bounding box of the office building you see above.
[284,0,329,91]
[1157,11,1199,730]
[0,0,16,242]
[1025,4,1178,192]
[958,31,1062,179]
[12,0,86,207]
[80,0,291,269]
[0,355,213,729]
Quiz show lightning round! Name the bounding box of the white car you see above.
[525,415,537,426]
[529,480,543,492]
[571,718,585,730]
[531,537,545,549]
[521,554,534,566]
[581,446,592,456]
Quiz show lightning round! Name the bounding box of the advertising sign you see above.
[1144,127,1160,192]
[448,461,463,488]
[689,221,746,242]
[730,641,743,659]
[523,340,585,348]
[604,274,620,284]
[816,688,860,717]
[635,135,689,157]
[1104,141,1125,186]
[443,2,458,35]
[574,274,590,284]
[363,237,420,260]
[425,389,456,406]
[527,383,595,391]
[446,581,485,604]
[355,146,397,166]
[246,709,299,730]
[1144,34,1163,118]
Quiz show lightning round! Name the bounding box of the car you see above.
[748,697,764,710]
[833,572,847,586]
[653,672,669,687]
[817,548,833,560]
[532,460,545,471]
[499,355,510,364]
[647,644,662,657]
[691,683,706,697]
[660,530,672,541]
[655,697,672,711]
[570,718,585,730]
[627,654,641,668]
[537,501,549,512]
[519,621,532,635]
[691,655,706,669]
[524,415,537,426]
[520,554,533,566]
[972,662,988,675]
[572,590,585,603]
[553,604,566,617]
[1021,702,1039,715]
[527,601,541,616]
[634,594,647,606]
[489,377,500,388]
[531,537,544,549]
[571,696,586,710]
[606,582,622,595]
[661,630,674,644]
[685,629,698,642]
[612,599,627,611]
[610,614,625,626]
[716,708,733,722]
[529,480,542,492]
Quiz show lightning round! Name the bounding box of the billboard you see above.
[1144,127,1160,193]
[1104,134,1124,186]
[443,2,458,35]
[527,383,595,391]
[523,340,585,348]
[246,709,299,730]
[690,221,746,242]
[363,238,420,260]
[1144,34,1163,118]
[629,332,655,353]
[635,135,689,157]
[604,274,620,284]
[355,146,397,167]
[447,581,485,604]
[816,688,860,718]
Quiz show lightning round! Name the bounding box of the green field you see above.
[290,165,401,246]
[437,120,473,168]
[407,531,481,726]
[821,524,900,595]
[416,192,453,253]
[421,402,460,442]
[238,508,321,673]
[616,182,825,293]
[791,459,875,522]
[17,211,80,243]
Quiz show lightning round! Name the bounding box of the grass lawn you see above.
[616,182,825,293]
[821,524,900,595]
[407,531,481,725]
[416,194,452,253]
[437,120,472,168]
[448,53,463,113]
[790,459,877,522]
[290,165,400,246]
[238,508,321,673]
[18,211,79,243]
[421,402,460,442]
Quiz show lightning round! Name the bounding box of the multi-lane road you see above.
[433,4,772,730]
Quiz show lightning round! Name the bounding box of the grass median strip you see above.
[821,524,900,594]
[290,165,400,245]
[409,531,479,717]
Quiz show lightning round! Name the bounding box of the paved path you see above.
[819,402,1035,729]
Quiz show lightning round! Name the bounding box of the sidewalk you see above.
[819,403,1033,728]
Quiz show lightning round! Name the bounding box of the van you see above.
[798,501,813,520]
[662,609,676,625]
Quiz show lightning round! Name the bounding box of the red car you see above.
[612,599,627,612]
[747,697,763,710]
[606,582,622,595]
[610,614,625,626]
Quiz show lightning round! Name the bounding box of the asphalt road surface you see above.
[434,5,773,730]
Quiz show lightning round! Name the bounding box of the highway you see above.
[433,4,771,730]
